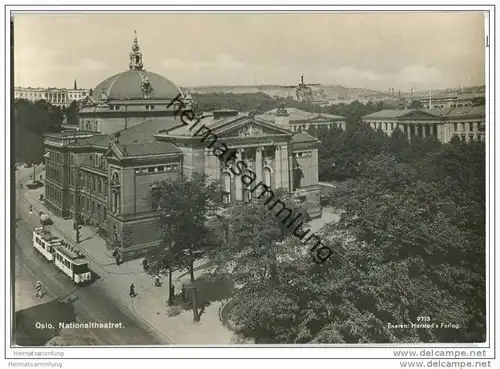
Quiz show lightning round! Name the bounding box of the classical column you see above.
[234,149,243,201]
[255,147,262,185]
[274,146,282,189]
[282,144,291,191]
[422,124,426,139]
[407,124,411,141]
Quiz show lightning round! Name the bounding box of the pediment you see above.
[104,145,122,160]
[214,116,292,139]
[399,109,440,120]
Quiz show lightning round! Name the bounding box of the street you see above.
[14,166,162,346]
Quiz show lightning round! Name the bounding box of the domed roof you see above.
[92,70,183,101]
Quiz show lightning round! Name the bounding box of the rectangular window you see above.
[453,123,458,131]
[469,122,474,131]
[148,167,155,173]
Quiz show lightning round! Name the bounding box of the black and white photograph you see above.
[3,4,496,368]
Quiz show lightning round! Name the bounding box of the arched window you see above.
[111,172,120,213]
[221,173,231,205]
[263,167,272,187]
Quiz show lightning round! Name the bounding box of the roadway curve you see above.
[14,168,162,346]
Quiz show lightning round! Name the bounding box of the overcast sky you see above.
[13,12,486,91]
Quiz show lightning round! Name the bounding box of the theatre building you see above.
[43,35,322,261]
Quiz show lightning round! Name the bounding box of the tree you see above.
[386,127,408,159]
[316,154,485,343]
[147,172,222,322]
[207,189,307,287]
[409,100,423,109]
[227,153,485,343]
[65,101,79,126]
[306,125,318,137]
[14,99,63,164]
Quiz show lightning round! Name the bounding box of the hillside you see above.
[184,84,381,100]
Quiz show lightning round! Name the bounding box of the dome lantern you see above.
[129,30,144,71]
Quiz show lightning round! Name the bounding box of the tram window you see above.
[73,263,89,274]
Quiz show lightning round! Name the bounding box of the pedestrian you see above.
[154,275,161,287]
[40,175,43,181]
[142,258,149,272]
[129,283,136,297]
[181,284,187,301]
[35,281,42,298]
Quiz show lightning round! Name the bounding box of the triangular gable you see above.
[104,145,122,160]
[398,109,440,119]
[214,116,292,138]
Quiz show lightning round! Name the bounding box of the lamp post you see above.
[158,203,175,306]
[74,172,82,243]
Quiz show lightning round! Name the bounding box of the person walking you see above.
[129,283,136,297]
[35,281,42,298]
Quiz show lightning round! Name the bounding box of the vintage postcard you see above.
[5,5,494,367]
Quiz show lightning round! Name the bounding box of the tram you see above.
[32,228,92,285]
[32,227,61,261]
[53,241,92,285]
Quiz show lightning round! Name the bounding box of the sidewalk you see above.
[23,183,236,344]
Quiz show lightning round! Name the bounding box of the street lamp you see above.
[74,172,83,243]
[158,203,175,306]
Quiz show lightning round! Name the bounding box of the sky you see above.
[13,12,486,91]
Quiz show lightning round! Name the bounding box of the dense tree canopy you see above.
[14,99,63,164]
[219,147,485,343]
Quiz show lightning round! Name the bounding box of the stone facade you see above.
[363,106,486,143]
[43,34,323,261]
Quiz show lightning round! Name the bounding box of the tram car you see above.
[53,241,92,285]
[32,227,61,261]
[32,228,92,285]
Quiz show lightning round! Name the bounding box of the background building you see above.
[14,80,89,108]
[257,107,346,132]
[362,106,486,143]
[44,34,322,261]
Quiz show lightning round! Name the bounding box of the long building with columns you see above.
[43,34,322,261]
[15,81,89,108]
[362,106,486,143]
